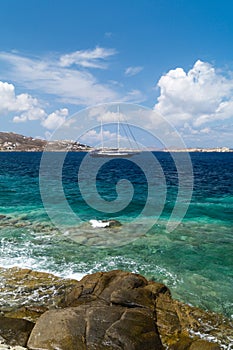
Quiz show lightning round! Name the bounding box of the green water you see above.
[0,152,232,319]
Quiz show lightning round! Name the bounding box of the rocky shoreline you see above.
[0,267,232,349]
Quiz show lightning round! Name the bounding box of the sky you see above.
[0,0,233,147]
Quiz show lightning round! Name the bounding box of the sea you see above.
[0,151,232,319]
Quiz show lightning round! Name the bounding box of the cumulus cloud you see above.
[59,47,117,69]
[0,80,68,131]
[125,66,143,77]
[0,81,37,113]
[13,108,46,123]
[41,108,69,130]
[154,60,233,128]
[0,80,47,123]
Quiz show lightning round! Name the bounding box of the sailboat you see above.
[90,107,140,158]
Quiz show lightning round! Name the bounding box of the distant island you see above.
[0,132,232,152]
[163,147,233,152]
[0,132,91,152]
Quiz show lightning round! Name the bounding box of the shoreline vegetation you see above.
[0,132,232,152]
[0,266,232,349]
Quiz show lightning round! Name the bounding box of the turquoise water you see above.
[0,152,232,319]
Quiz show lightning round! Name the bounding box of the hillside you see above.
[0,132,91,152]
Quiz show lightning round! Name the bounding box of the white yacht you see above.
[90,106,140,158]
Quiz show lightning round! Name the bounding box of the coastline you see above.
[0,131,232,152]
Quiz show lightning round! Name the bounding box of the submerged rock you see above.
[0,267,232,349]
[106,219,122,227]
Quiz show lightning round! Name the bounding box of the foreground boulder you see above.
[1,268,232,349]
[27,270,227,350]
[28,271,164,350]
[28,306,162,350]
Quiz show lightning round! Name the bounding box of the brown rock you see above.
[0,266,79,322]
[168,335,193,349]
[60,270,150,307]
[27,307,87,350]
[189,339,221,350]
[105,308,163,349]
[4,305,48,323]
[106,219,122,227]
[0,268,232,349]
[85,305,125,346]
[27,305,163,350]
[28,271,165,349]
[0,316,34,346]
[156,291,182,344]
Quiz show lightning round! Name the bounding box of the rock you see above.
[155,288,183,345]
[107,219,122,227]
[27,270,230,350]
[28,305,163,350]
[0,268,232,349]
[169,336,221,350]
[104,308,162,349]
[58,270,151,308]
[27,307,88,350]
[89,219,122,228]
[0,215,6,220]
[0,346,27,350]
[0,266,79,322]
[189,339,221,349]
[168,335,193,349]
[28,271,165,349]
[0,316,34,347]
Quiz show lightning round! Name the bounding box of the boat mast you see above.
[117,105,120,150]
[100,118,104,151]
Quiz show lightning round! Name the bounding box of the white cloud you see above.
[154,60,233,125]
[0,80,47,124]
[0,80,69,131]
[13,108,46,123]
[41,108,68,130]
[13,115,28,123]
[154,60,233,145]
[0,49,146,108]
[0,81,38,113]
[0,50,119,106]
[125,66,143,77]
[59,47,116,69]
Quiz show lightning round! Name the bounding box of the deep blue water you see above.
[0,151,232,318]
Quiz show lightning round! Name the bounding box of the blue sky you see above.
[0,0,233,147]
